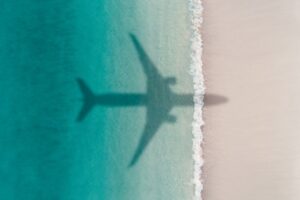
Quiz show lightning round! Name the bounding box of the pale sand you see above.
[202,1,300,199]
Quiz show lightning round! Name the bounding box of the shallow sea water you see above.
[0,1,194,199]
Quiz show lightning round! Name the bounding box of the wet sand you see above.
[202,1,300,199]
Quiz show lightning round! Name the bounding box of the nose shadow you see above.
[204,94,228,106]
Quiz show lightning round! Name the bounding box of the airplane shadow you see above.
[76,33,228,167]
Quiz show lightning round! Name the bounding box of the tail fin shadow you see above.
[76,78,96,122]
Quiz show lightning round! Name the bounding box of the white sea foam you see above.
[188,0,204,199]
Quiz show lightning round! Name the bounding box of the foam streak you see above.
[188,0,204,199]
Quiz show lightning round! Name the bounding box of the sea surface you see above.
[0,1,195,199]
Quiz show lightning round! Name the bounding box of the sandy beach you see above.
[202,0,300,199]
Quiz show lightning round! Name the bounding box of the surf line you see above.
[188,0,204,199]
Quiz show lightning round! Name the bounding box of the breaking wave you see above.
[188,0,204,199]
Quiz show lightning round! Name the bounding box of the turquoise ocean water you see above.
[0,1,194,199]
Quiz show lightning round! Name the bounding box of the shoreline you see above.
[188,0,205,199]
